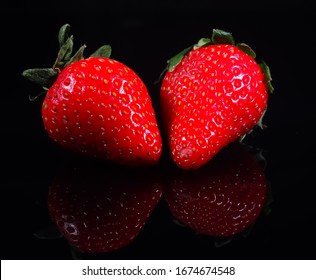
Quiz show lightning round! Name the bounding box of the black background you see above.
[1,1,316,260]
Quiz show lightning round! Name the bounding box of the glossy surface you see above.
[161,45,268,169]
[2,5,316,260]
[43,57,162,165]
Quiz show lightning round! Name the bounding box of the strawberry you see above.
[23,24,162,166]
[163,142,267,237]
[47,159,162,253]
[160,29,273,169]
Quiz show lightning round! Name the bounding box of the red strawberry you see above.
[47,160,162,253]
[163,142,267,237]
[23,24,162,166]
[160,29,273,169]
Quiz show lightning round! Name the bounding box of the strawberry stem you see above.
[165,28,274,94]
[22,23,113,98]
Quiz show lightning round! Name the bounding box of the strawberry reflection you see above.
[164,142,268,237]
[47,160,162,253]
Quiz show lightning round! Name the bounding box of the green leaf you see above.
[22,68,58,87]
[259,60,274,93]
[58,24,71,47]
[54,35,74,69]
[167,46,193,72]
[259,60,272,81]
[236,43,256,59]
[211,29,235,45]
[65,44,87,67]
[193,38,211,49]
[62,36,74,61]
[90,45,112,58]
[267,81,274,93]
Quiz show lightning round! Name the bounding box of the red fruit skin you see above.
[164,143,267,237]
[42,57,162,166]
[48,161,162,253]
[161,44,268,169]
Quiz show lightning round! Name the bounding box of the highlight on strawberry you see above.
[22,24,162,166]
[160,29,273,170]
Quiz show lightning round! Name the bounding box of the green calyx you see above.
[167,28,273,93]
[22,23,112,91]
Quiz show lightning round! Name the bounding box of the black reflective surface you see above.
[2,2,316,260]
